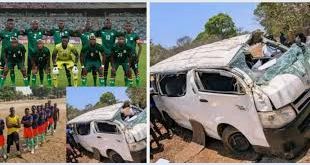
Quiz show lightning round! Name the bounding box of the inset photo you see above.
[66,87,146,163]
[0,2,146,88]
[150,2,309,163]
[0,86,66,163]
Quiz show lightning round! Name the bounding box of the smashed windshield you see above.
[114,106,146,128]
[230,43,310,86]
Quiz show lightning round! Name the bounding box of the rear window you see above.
[159,74,187,97]
[76,122,90,136]
[95,122,119,134]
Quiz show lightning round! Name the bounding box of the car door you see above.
[152,73,192,129]
[75,122,93,152]
[92,121,132,161]
[190,69,269,147]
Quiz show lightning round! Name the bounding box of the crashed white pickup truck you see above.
[151,34,310,159]
[67,103,146,163]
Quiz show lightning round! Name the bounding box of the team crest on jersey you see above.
[91,52,94,57]
[130,37,133,40]
[18,51,20,54]
[111,33,114,36]
[123,50,127,53]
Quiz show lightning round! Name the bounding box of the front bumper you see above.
[130,148,146,163]
[258,105,310,159]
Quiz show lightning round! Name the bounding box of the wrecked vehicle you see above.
[67,103,147,163]
[150,34,310,159]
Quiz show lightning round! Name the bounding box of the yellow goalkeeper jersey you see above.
[54,43,78,61]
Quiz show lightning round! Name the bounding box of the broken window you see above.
[95,122,119,134]
[195,71,245,94]
[76,122,90,136]
[257,43,310,85]
[159,73,187,97]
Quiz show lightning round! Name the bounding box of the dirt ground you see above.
[0,98,66,163]
[151,124,310,163]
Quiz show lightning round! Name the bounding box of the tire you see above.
[92,148,101,161]
[222,126,251,154]
[162,112,176,128]
[108,150,125,163]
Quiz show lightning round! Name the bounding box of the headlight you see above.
[258,105,296,128]
[128,139,146,152]
[253,88,273,112]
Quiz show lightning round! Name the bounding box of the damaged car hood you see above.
[123,110,147,142]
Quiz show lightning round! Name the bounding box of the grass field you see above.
[2,43,146,87]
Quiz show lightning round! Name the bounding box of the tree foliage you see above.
[195,13,237,42]
[99,92,117,105]
[126,88,146,109]
[254,3,310,36]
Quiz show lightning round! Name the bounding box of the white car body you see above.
[67,103,147,162]
[151,34,310,158]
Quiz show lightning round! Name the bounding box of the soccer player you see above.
[96,19,119,86]
[53,103,59,131]
[31,106,39,149]
[0,118,7,161]
[48,20,75,45]
[21,108,34,154]
[47,105,54,135]
[21,20,46,81]
[124,22,142,86]
[37,106,45,145]
[52,35,79,87]
[110,33,133,87]
[6,107,21,157]
[78,20,98,85]
[31,39,52,87]
[80,34,106,86]
[0,37,27,87]
[0,19,20,76]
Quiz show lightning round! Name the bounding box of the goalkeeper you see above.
[52,35,79,87]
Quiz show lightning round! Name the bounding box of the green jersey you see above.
[25,29,45,56]
[125,32,140,54]
[81,43,105,61]
[96,29,118,55]
[5,44,26,62]
[51,28,72,45]
[112,44,132,63]
[0,28,20,51]
[33,46,50,63]
[79,31,96,47]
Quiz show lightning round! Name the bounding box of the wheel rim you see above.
[228,133,250,152]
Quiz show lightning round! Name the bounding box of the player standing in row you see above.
[21,108,35,154]
[80,34,106,86]
[31,40,51,87]
[0,118,7,161]
[6,107,21,157]
[0,19,20,76]
[124,22,142,86]
[110,33,133,87]
[31,106,39,149]
[0,37,27,87]
[77,20,98,85]
[52,36,79,87]
[20,20,46,82]
[96,18,119,86]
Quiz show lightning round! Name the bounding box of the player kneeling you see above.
[110,34,133,87]
[0,37,28,87]
[31,40,52,87]
[80,34,106,86]
[52,35,79,87]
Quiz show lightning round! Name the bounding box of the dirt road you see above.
[151,125,310,163]
[0,98,66,163]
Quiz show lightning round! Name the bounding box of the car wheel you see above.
[108,150,125,163]
[92,148,101,161]
[222,126,251,153]
[162,112,176,128]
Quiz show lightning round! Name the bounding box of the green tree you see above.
[195,13,237,42]
[126,88,146,109]
[99,92,117,105]
[254,3,310,37]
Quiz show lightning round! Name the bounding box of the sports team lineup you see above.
[0,99,64,162]
[0,18,145,87]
